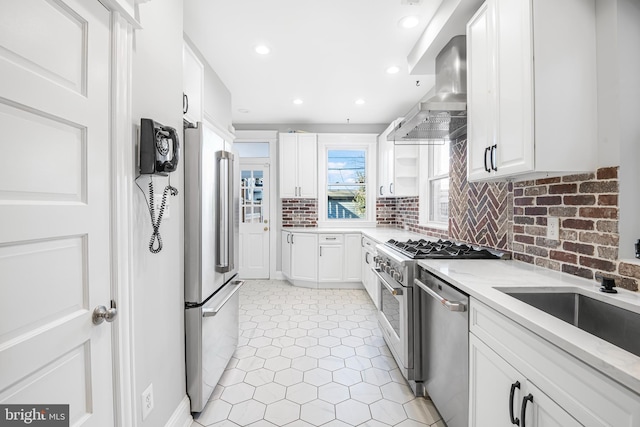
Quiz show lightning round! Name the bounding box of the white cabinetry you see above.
[466,0,597,182]
[378,120,418,197]
[469,299,640,426]
[282,231,362,288]
[182,42,204,124]
[319,234,343,282]
[361,236,378,308]
[279,133,317,198]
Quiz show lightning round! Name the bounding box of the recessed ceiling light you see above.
[355,99,365,105]
[238,108,250,113]
[255,45,270,55]
[293,99,303,105]
[399,16,419,29]
[386,66,400,74]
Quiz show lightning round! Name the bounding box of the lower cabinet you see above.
[469,299,640,427]
[282,231,361,288]
[361,236,378,308]
[470,334,579,427]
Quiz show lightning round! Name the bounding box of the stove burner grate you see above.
[385,238,501,260]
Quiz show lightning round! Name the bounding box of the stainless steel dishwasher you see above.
[414,264,469,427]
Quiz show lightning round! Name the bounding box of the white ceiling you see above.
[183,0,446,126]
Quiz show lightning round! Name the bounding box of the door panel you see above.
[0,0,114,424]
[239,163,270,279]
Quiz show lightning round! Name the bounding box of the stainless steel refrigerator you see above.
[184,123,242,413]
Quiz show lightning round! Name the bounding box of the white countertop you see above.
[417,258,640,395]
[283,226,428,244]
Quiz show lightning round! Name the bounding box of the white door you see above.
[239,163,270,279]
[0,0,114,425]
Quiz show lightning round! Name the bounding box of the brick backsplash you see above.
[282,198,318,227]
[376,197,397,226]
[394,197,449,239]
[511,167,637,291]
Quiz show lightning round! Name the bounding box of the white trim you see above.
[109,11,137,427]
[203,113,235,141]
[164,396,193,427]
[99,0,141,28]
[317,134,378,227]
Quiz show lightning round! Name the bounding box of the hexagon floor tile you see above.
[190,280,443,427]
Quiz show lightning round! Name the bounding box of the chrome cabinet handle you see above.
[379,185,384,196]
[414,278,467,312]
[93,304,118,325]
[203,281,245,317]
[374,268,403,296]
[389,183,394,194]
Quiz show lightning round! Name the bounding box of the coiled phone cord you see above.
[148,180,178,253]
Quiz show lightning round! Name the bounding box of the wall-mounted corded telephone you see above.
[137,118,180,254]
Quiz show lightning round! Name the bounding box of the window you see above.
[419,141,450,227]
[318,135,377,226]
[327,149,367,219]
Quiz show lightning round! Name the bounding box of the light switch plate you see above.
[141,383,154,420]
[547,217,560,240]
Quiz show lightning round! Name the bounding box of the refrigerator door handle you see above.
[216,151,234,272]
[202,281,245,317]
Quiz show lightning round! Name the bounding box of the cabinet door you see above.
[183,43,203,124]
[291,233,318,281]
[470,334,524,427]
[492,0,534,177]
[377,133,393,197]
[281,231,292,278]
[523,382,582,427]
[297,134,317,198]
[467,2,495,181]
[279,133,298,198]
[344,234,362,281]
[318,244,343,282]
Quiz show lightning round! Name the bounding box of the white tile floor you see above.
[192,280,445,427]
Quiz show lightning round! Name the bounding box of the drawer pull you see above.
[520,394,533,427]
[509,381,520,425]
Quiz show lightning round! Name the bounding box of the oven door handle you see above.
[374,268,403,296]
[414,278,466,312]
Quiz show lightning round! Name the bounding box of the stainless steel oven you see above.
[374,267,412,376]
[373,244,416,386]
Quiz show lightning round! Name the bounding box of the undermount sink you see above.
[497,287,640,358]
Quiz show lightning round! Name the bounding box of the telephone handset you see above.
[137,118,179,254]
[140,118,179,175]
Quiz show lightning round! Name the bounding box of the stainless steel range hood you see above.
[389,35,467,143]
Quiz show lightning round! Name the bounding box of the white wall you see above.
[131,0,186,425]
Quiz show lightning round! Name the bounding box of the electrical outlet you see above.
[153,195,170,219]
[547,217,560,240]
[141,383,154,420]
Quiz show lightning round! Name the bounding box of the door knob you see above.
[93,305,118,325]
[264,227,269,231]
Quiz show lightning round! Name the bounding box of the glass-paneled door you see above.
[239,163,270,278]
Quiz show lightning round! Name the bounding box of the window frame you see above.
[317,134,377,228]
[419,142,450,229]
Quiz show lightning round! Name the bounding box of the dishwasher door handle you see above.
[414,278,467,312]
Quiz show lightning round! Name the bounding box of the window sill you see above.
[418,221,449,231]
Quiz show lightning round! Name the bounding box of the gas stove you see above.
[384,238,506,260]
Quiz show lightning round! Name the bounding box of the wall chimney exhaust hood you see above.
[389,35,467,144]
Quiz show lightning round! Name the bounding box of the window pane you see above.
[327,149,366,220]
[429,177,449,223]
[327,184,366,219]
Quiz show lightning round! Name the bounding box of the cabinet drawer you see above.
[319,234,343,244]
[470,299,640,426]
[362,236,376,250]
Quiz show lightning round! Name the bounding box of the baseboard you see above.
[273,271,285,280]
[164,395,193,427]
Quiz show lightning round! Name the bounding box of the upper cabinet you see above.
[378,120,419,198]
[183,42,204,124]
[467,0,597,182]
[279,133,317,198]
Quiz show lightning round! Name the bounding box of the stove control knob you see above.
[396,271,404,282]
